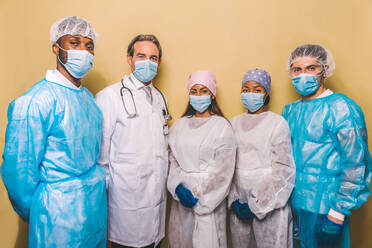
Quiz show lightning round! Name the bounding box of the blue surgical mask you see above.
[292,73,319,96]
[241,93,265,113]
[133,59,158,82]
[57,45,94,79]
[189,95,211,113]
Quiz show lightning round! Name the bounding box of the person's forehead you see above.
[191,84,209,90]
[60,34,93,43]
[133,41,159,54]
[243,81,264,88]
[291,56,319,67]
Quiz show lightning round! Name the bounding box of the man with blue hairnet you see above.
[1,16,107,247]
[282,44,372,248]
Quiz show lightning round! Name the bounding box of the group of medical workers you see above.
[1,15,371,248]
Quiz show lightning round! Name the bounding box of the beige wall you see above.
[0,0,371,247]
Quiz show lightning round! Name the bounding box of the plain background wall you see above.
[0,0,371,247]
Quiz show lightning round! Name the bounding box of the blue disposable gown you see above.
[282,92,372,248]
[1,78,107,248]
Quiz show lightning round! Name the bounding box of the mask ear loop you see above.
[263,91,268,106]
[316,64,327,85]
[129,56,135,74]
[55,43,67,65]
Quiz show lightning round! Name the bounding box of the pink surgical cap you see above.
[187,70,217,96]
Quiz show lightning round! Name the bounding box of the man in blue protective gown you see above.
[1,16,107,248]
[282,44,372,248]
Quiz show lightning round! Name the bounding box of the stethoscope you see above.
[120,77,172,121]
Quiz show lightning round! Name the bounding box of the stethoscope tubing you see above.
[120,78,171,121]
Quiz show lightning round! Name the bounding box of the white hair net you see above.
[287,44,335,77]
[50,16,98,44]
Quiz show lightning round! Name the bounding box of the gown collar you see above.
[46,69,82,90]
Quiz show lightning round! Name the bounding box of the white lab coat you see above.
[96,74,169,247]
[167,116,236,248]
[228,111,295,248]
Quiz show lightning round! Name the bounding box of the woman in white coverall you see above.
[228,69,296,248]
[167,70,236,248]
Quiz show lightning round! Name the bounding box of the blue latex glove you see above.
[231,200,255,221]
[316,216,343,245]
[175,184,198,208]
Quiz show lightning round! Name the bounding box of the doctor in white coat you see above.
[96,34,170,248]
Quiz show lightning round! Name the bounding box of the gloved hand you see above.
[231,200,255,221]
[175,184,198,208]
[316,216,343,245]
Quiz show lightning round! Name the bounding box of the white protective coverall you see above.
[167,115,236,248]
[228,111,296,248]
[96,74,169,247]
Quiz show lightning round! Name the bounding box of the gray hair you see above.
[127,34,162,61]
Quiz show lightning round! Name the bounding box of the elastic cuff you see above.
[328,208,345,221]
